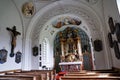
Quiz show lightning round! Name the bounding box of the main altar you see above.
[59,61,82,72]
[57,27,83,72]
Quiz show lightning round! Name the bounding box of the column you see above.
[60,39,64,56]
[77,37,82,56]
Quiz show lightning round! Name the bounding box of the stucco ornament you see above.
[22,2,35,17]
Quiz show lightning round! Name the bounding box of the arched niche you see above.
[24,0,109,70]
[54,26,93,72]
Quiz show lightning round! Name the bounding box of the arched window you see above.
[116,0,120,14]
[41,38,50,70]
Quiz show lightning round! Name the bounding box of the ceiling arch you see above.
[30,0,102,42]
[23,0,103,70]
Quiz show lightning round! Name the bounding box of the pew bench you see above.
[5,70,56,80]
[5,72,46,80]
[0,74,40,80]
[60,76,120,80]
[0,75,34,80]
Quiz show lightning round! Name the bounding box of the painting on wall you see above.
[15,51,22,63]
[32,46,38,56]
[108,17,115,34]
[93,39,103,52]
[113,40,120,59]
[115,23,120,43]
[108,32,113,48]
[0,49,8,64]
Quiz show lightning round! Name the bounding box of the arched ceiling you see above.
[26,0,103,46]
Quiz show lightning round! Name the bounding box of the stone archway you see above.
[24,0,108,70]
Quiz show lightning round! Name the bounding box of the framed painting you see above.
[108,32,113,48]
[39,62,41,67]
[108,17,115,34]
[93,39,103,52]
[32,46,38,56]
[115,23,120,43]
[15,51,22,63]
[0,49,8,64]
[113,40,120,59]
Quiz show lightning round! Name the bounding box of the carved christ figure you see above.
[6,26,21,57]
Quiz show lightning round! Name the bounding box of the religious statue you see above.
[22,2,34,17]
[6,26,21,57]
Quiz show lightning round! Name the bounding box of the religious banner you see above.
[0,49,8,64]
[15,51,22,63]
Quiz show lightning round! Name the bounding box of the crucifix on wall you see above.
[6,26,21,57]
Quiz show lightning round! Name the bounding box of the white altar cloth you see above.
[59,61,82,72]
[59,61,82,65]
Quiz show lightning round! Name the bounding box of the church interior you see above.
[0,0,120,80]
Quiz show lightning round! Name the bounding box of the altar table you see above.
[59,62,82,72]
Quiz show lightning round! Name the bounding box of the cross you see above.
[6,26,21,57]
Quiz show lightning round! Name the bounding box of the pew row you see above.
[60,76,120,80]
[60,70,120,80]
[0,70,56,80]
[0,75,39,80]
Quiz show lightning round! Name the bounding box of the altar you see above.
[59,61,82,72]
[54,27,84,72]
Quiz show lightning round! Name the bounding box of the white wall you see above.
[0,0,22,71]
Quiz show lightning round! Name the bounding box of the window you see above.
[116,0,120,14]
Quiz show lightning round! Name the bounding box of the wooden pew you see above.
[65,73,120,77]
[66,70,118,75]
[0,69,56,80]
[60,71,120,80]
[60,76,120,80]
[25,70,55,80]
[5,70,56,80]
[0,69,22,74]
[30,70,56,80]
[5,72,45,80]
[0,75,39,80]
[0,77,32,80]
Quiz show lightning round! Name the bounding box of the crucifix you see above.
[6,26,21,57]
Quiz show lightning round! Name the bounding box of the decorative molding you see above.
[34,7,97,33]
[22,2,35,17]
[31,1,101,48]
